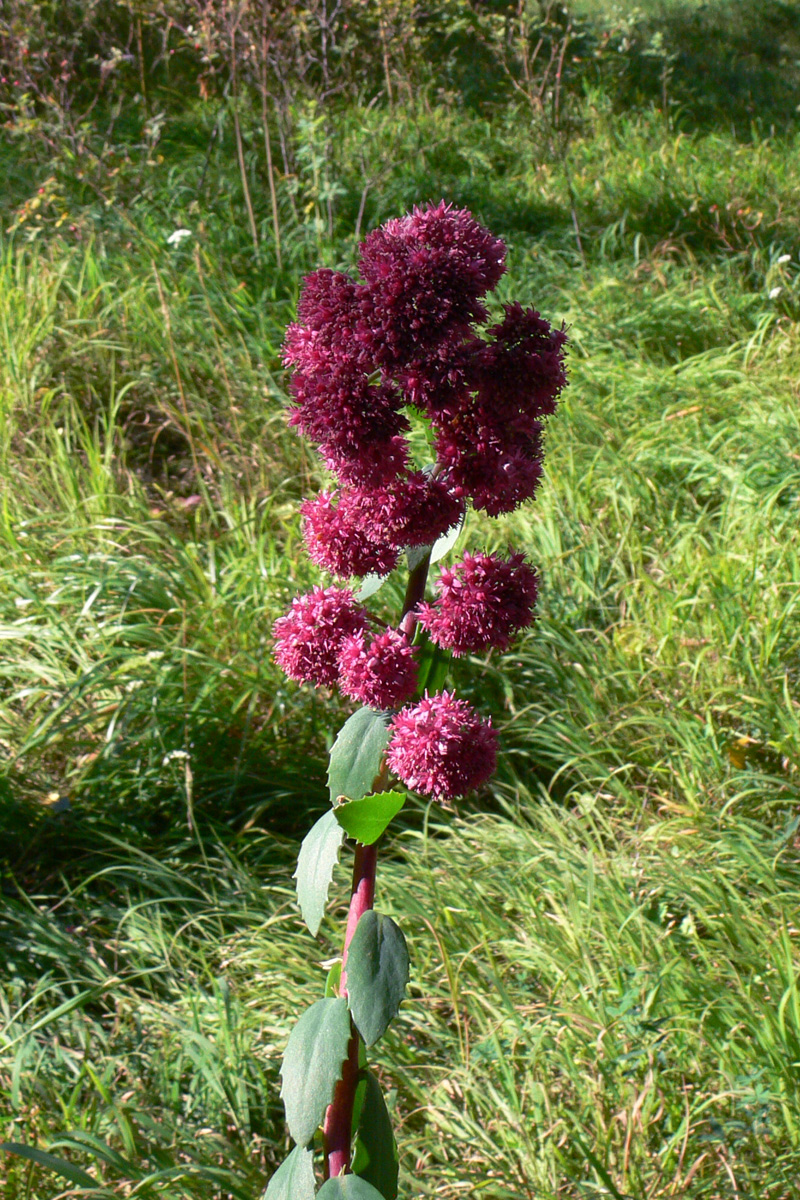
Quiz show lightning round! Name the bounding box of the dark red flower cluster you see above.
[274,203,566,801]
[387,691,498,802]
[339,629,419,710]
[418,552,539,656]
[283,202,567,568]
[273,587,369,687]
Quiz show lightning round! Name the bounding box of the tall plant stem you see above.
[323,841,377,1179]
[323,552,432,1179]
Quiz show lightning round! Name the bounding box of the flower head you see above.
[289,364,408,468]
[477,303,568,420]
[418,552,539,656]
[435,413,544,516]
[359,202,506,367]
[351,471,463,549]
[387,690,498,801]
[283,269,373,371]
[273,586,369,687]
[338,629,418,710]
[301,492,399,579]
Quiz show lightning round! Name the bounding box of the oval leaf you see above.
[263,1145,316,1200]
[346,912,409,1047]
[318,1177,386,1200]
[334,792,406,846]
[328,708,390,804]
[294,809,345,937]
[355,573,388,601]
[279,998,352,1146]
[430,509,465,565]
[352,1070,399,1200]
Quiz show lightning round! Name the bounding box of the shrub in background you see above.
[268,201,566,1196]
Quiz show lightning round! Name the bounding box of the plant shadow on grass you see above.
[610,0,800,137]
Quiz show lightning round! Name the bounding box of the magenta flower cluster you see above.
[283,201,566,575]
[273,203,566,801]
[419,552,539,656]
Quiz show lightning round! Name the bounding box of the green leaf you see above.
[406,543,431,572]
[294,809,345,937]
[346,912,409,1047]
[317,1176,386,1200]
[430,510,465,565]
[279,998,352,1146]
[325,959,342,997]
[263,1145,316,1200]
[334,792,406,845]
[0,1143,96,1189]
[355,573,388,601]
[352,1071,399,1200]
[328,708,390,804]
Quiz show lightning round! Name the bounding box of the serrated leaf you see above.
[0,1143,96,1189]
[346,912,409,1047]
[317,1176,386,1199]
[262,1145,316,1200]
[356,573,388,601]
[294,809,345,937]
[352,1071,399,1200]
[334,792,406,845]
[279,998,352,1145]
[328,708,390,804]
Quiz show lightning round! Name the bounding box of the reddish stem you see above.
[323,842,377,1178]
[323,547,432,1178]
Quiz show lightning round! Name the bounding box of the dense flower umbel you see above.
[339,629,419,710]
[281,202,566,513]
[274,202,568,797]
[272,587,369,687]
[387,690,498,802]
[359,202,506,367]
[301,492,399,579]
[418,552,539,656]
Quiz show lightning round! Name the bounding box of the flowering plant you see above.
[267,203,567,1199]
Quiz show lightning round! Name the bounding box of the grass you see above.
[2,6,800,1195]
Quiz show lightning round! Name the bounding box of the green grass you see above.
[2,12,800,1195]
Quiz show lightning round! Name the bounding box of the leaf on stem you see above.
[263,1145,316,1200]
[294,809,345,937]
[279,997,352,1147]
[355,573,388,601]
[351,1070,399,1200]
[346,911,409,1047]
[334,791,406,845]
[327,707,390,805]
[317,1176,387,1199]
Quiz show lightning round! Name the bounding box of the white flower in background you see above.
[769,286,783,299]
[776,254,792,264]
[167,228,192,246]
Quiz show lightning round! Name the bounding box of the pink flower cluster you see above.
[387,691,497,802]
[273,204,566,801]
[272,586,418,711]
[419,552,539,656]
[284,202,567,579]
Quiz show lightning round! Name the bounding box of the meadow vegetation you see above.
[1,1,800,1196]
